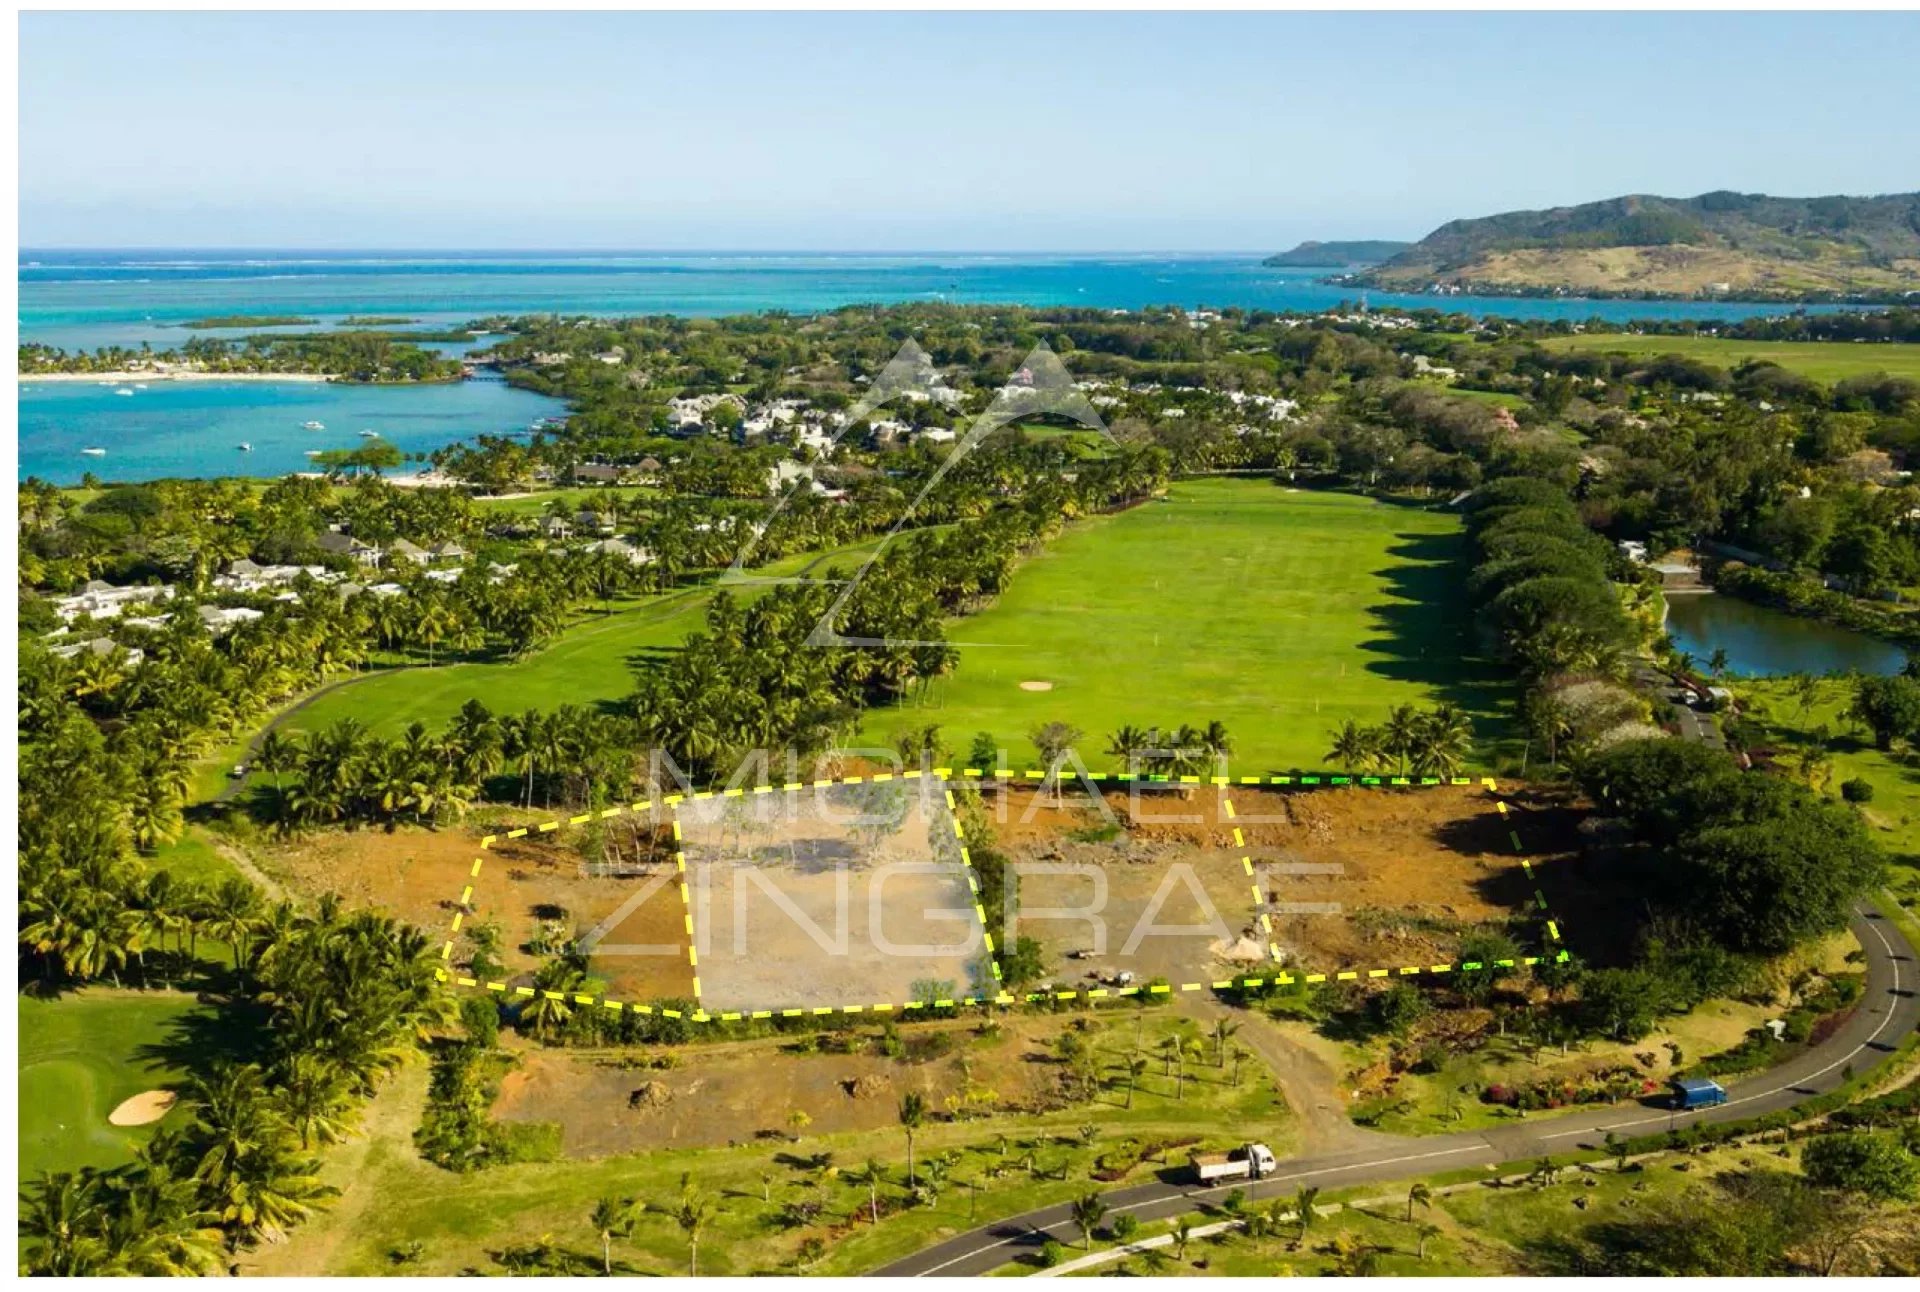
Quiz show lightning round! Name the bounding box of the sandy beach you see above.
[23,370,332,384]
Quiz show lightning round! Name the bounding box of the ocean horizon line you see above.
[19,246,1281,260]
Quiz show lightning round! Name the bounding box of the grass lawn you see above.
[1541,334,1920,384]
[17,990,233,1179]
[862,479,1506,772]
[471,485,662,517]
[281,535,896,738]
[142,826,247,888]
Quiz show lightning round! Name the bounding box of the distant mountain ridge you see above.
[1339,191,1920,301]
[1262,240,1410,267]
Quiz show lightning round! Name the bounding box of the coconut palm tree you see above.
[1406,1180,1433,1223]
[898,1091,927,1187]
[1070,1192,1108,1250]
[18,1171,112,1275]
[1413,704,1474,779]
[1291,1185,1321,1249]
[666,1173,713,1277]
[1326,720,1377,773]
[589,1195,637,1275]
[206,878,263,971]
[1106,724,1152,772]
[1381,705,1422,776]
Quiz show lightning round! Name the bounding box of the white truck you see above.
[1190,1142,1278,1184]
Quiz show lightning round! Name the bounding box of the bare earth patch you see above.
[1018,680,1054,692]
[491,1018,1064,1157]
[978,781,1537,981]
[679,782,991,1013]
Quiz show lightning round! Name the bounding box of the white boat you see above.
[304,450,323,458]
[359,429,381,438]
[302,420,325,430]
[81,447,107,457]
[114,388,135,396]
[237,442,252,452]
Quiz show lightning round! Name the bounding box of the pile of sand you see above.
[108,1090,177,1126]
[1019,680,1054,692]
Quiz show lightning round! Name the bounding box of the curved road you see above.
[876,902,1918,1276]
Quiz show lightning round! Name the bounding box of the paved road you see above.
[874,903,1917,1277]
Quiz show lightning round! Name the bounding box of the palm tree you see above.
[852,1156,886,1225]
[589,1196,636,1275]
[1172,1216,1195,1262]
[1414,705,1474,779]
[206,878,263,971]
[1069,1191,1107,1250]
[1415,1221,1441,1261]
[1405,1180,1432,1223]
[1106,724,1151,773]
[1381,705,1422,776]
[1199,720,1233,777]
[1291,1185,1321,1249]
[667,1173,713,1277]
[897,1091,927,1187]
[1326,719,1376,772]
[19,1171,111,1275]
[278,1053,355,1150]
[1212,1017,1240,1068]
[255,729,297,793]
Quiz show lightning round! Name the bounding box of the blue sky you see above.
[20,11,1920,251]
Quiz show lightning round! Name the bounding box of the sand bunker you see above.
[1019,680,1054,692]
[108,1090,177,1126]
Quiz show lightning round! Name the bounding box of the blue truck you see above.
[1670,1077,1729,1110]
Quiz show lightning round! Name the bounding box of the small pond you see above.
[1664,592,1908,678]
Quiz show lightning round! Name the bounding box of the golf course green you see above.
[862,478,1503,770]
[18,991,224,1179]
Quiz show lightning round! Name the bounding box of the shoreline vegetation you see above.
[178,314,318,329]
[20,333,466,385]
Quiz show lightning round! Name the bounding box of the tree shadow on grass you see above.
[129,994,276,1085]
[1357,531,1515,745]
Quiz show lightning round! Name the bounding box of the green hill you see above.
[1352,190,1920,300]
[1262,239,1411,267]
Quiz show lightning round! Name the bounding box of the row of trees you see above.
[1323,703,1475,778]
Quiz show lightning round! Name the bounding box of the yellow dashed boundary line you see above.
[438,769,1565,1020]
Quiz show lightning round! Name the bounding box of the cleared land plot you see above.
[984,781,1545,986]
[1542,333,1920,383]
[994,786,1270,990]
[677,781,992,1014]
[477,806,698,1004]
[862,479,1503,770]
[268,824,484,934]
[1238,783,1532,970]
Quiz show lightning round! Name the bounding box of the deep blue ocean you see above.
[17,249,1834,484]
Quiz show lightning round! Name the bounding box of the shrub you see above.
[1841,778,1875,803]
[1111,1214,1140,1242]
[1038,1241,1067,1269]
